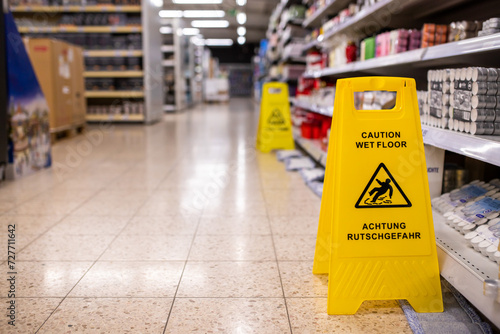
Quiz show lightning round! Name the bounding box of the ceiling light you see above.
[151,0,163,7]
[237,26,246,36]
[183,28,200,35]
[160,26,173,34]
[236,0,246,5]
[183,10,225,18]
[173,0,222,3]
[204,39,233,46]
[236,12,246,24]
[191,20,229,28]
[192,37,205,46]
[159,10,182,18]
[237,36,245,44]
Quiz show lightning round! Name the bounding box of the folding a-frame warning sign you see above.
[313,77,443,315]
[256,82,294,153]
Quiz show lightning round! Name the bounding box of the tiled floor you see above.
[0,99,411,333]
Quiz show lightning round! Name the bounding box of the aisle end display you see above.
[5,10,51,179]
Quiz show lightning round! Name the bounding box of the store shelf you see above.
[84,91,144,98]
[293,128,328,166]
[84,50,143,57]
[302,0,352,28]
[422,125,500,168]
[86,114,144,122]
[84,71,143,78]
[11,5,141,12]
[161,45,175,53]
[279,55,307,65]
[302,39,319,52]
[162,60,175,67]
[433,209,500,329]
[303,33,500,79]
[17,26,142,33]
[322,0,392,42]
[294,100,333,117]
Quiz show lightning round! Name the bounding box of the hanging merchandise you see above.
[313,77,443,315]
[4,11,51,179]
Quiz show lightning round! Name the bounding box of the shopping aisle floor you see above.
[0,98,412,333]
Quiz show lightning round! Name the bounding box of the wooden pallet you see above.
[50,123,86,143]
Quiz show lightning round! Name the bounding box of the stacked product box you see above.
[422,67,500,136]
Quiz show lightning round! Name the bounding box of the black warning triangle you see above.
[267,108,285,125]
[355,163,411,208]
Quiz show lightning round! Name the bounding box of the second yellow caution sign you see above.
[256,82,294,153]
[313,77,443,314]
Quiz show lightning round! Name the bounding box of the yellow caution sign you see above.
[256,82,295,153]
[313,77,443,315]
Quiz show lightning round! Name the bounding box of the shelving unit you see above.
[84,71,143,78]
[160,18,198,112]
[11,5,141,12]
[283,0,500,327]
[11,0,163,124]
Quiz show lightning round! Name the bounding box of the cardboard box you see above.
[24,38,85,131]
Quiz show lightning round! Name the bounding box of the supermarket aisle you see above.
[0,98,411,333]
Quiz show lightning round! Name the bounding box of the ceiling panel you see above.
[162,0,280,42]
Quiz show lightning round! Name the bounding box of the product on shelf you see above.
[432,179,500,264]
[87,101,144,115]
[478,17,500,37]
[422,67,500,136]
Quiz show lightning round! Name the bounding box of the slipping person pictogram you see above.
[355,163,411,208]
[369,178,393,203]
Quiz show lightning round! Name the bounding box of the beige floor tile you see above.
[0,234,40,260]
[100,235,193,261]
[0,298,62,333]
[274,235,317,261]
[38,298,172,333]
[135,198,190,216]
[270,216,319,236]
[264,189,320,203]
[48,216,130,235]
[279,261,328,297]
[165,298,290,333]
[20,234,115,261]
[177,261,282,298]
[0,262,92,297]
[287,298,412,333]
[197,215,271,235]
[9,198,85,216]
[70,261,184,297]
[71,198,143,216]
[0,215,64,235]
[202,200,268,216]
[122,216,198,235]
[266,201,321,217]
[92,189,153,202]
[189,235,275,261]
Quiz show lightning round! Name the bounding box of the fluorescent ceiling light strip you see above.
[182,28,200,35]
[173,0,222,3]
[236,0,246,5]
[159,10,182,18]
[237,26,246,36]
[160,26,173,34]
[237,36,245,44]
[191,20,229,28]
[236,12,246,24]
[183,10,225,18]
[204,39,233,46]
